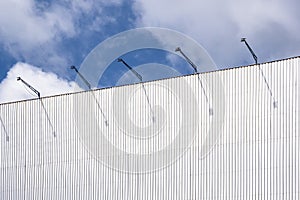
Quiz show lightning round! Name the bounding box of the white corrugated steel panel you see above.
[0,56,299,199]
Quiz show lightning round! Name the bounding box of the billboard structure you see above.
[0,56,299,199]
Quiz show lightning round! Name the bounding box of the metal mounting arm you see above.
[241,38,258,64]
[241,38,277,108]
[17,77,56,136]
[17,77,40,98]
[175,47,213,115]
[70,66,109,126]
[117,58,143,81]
[117,58,155,122]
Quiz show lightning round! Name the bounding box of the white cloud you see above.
[133,0,300,67]
[0,0,124,75]
[89,16,117,32]
[0,0,124,48]
[0,62,79,104]
[166,53,181,67]
[0,1,75,52]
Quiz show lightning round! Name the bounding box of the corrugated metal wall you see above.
[1,57,299,199]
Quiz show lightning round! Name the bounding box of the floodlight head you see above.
[117,58,123,62]
[241,38,246,42]
[17,77,21,81]
[175,47,181,52]
[70,65,76,70]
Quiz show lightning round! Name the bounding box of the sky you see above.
[0,0,299,103]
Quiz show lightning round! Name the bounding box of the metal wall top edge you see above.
[216,55,300,72]
[0,55,299,107]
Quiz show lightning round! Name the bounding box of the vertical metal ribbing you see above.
[258,65,277,108]
[21,102,27,200]
[279,60,283,199]
[290,59,295,200]
[258,63,262,199]
[141,84,155,123]
[90,91,108,126]
[295,63,298,194]
[39,99,56,137]
[275,60,280,199]
[296,85,298,199]
[0,115,9,142]
[41,98,46,199]
[0,57,299,199]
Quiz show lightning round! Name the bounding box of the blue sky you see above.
[0,0,299,103]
